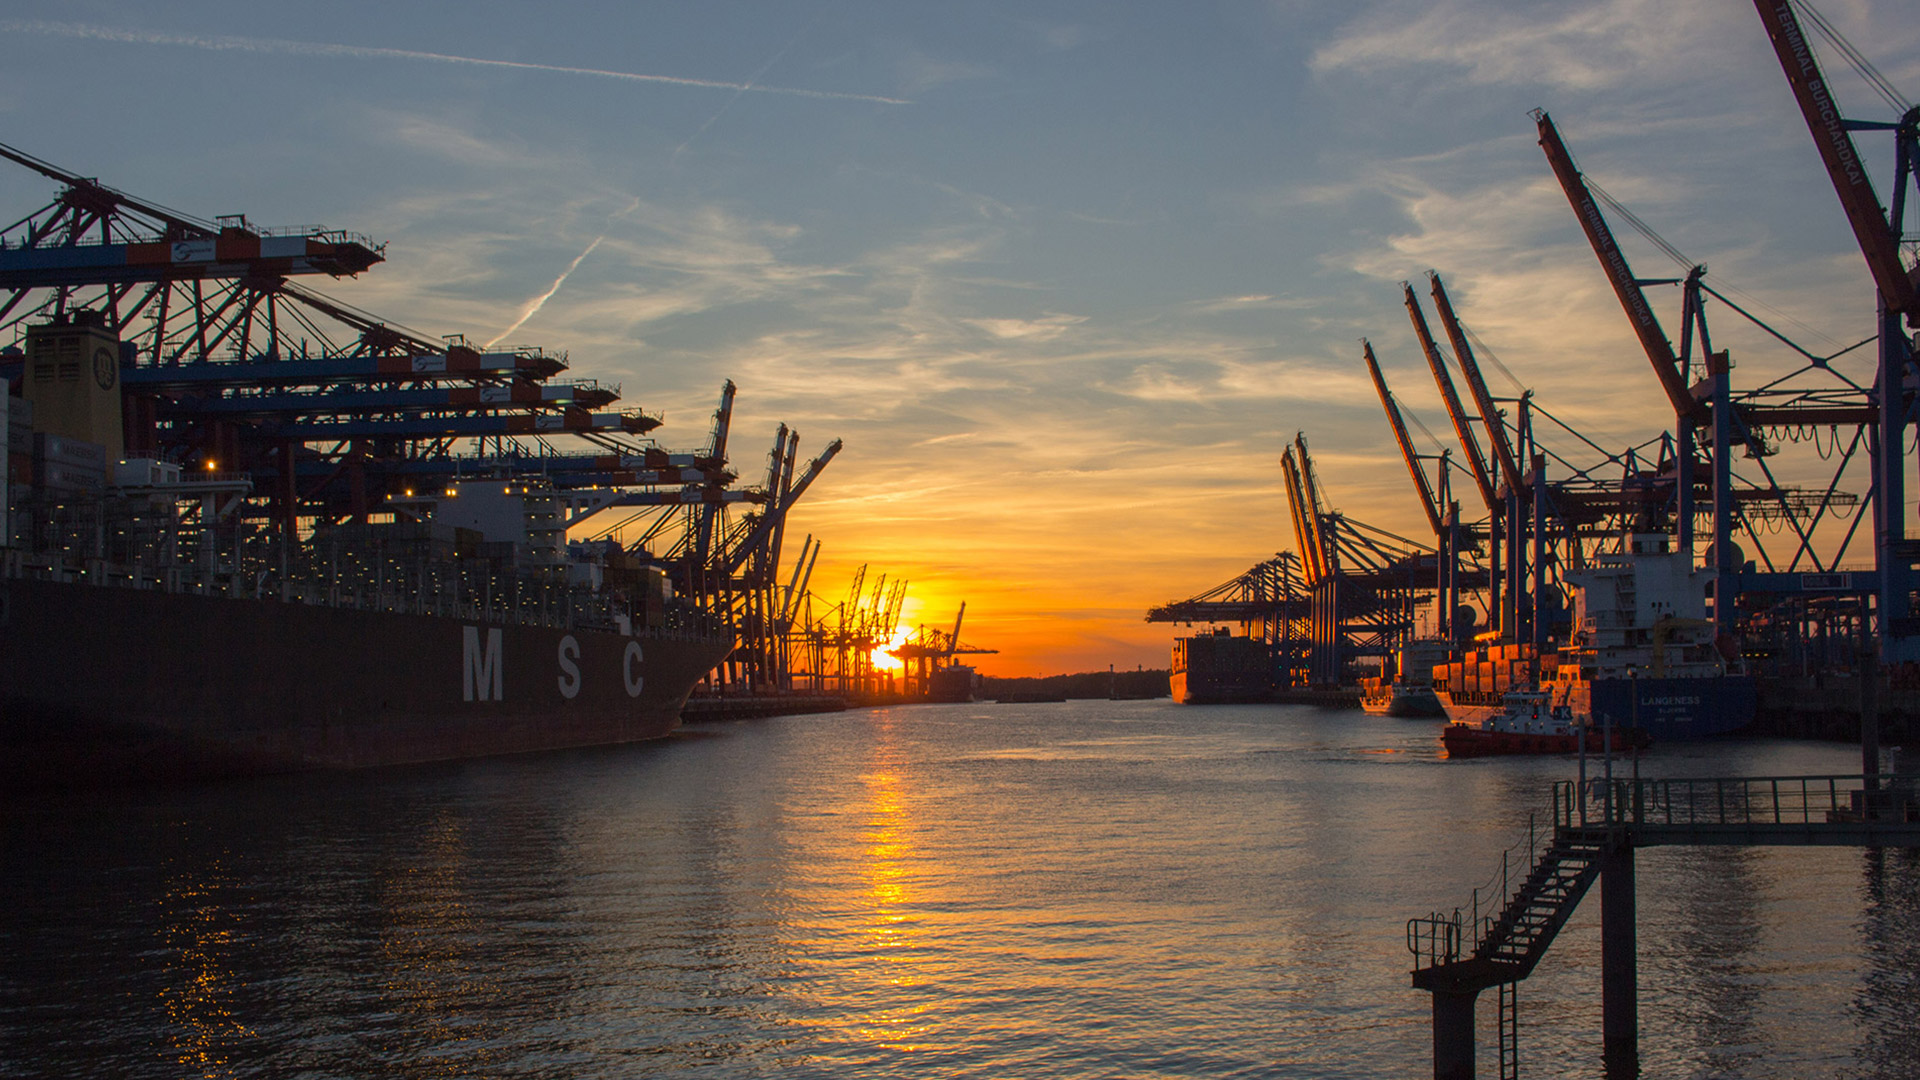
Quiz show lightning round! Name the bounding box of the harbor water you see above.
[2,701,1915,1078]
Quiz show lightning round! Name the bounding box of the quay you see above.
[681,694,849,722]
[1407,770,1920,1079]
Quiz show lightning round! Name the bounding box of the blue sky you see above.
[3,1,1914,672]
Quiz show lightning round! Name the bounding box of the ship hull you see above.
[1170,669,1270,705]
[1441,674,1756,740]
[1,577,731,779]
[1573,674,1755,740]
[1442,723,1652,758]
[1360,684,1445,717]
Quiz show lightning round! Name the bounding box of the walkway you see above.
[1407,772,1920,1080]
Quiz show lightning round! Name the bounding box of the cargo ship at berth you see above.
[1,316,732,781]
[1434,534,1754,740]
[1172,629,1271,704]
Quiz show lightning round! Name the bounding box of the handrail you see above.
[1553,773,1920,829]
[1408,813,1540,967]
[1408,910,1463,968]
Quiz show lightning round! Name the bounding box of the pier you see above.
[1407,771,1920,1079]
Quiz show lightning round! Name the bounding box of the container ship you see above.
[1434,534,1754,740]
[2,316,731,780]
[1171,629,1271,704]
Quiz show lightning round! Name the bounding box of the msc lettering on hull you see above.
[463,626,650,704]
[464,626,504,701]
[558,635,582,700]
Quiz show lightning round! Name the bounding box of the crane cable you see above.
[1794,0,1912,115]
[1585,175,1850,353]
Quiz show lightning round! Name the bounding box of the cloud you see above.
[1311,0,1736,90]
[892,48,996,95]
[1186,294,1326,315]
[964,313,1087,341]
[373,111,533,168]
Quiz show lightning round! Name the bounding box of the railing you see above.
[1553,773,1920,829]
[1407,910,1463,969]
[1407,813,1540,968]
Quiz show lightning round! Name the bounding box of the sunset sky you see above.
[3,1,1913,675]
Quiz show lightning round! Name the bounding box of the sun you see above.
[869,629,910,673]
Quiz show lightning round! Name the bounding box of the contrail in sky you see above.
[484,194,645,349]
[2,20,912,105]
[670,15,824,164]
[486,234,607,349]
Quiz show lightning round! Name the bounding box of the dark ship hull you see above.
[928,665,976,703]
[1,577,730,780]
[1573,674,1756,740]
[1170,661,1270,704]
[1442,723,1652,758]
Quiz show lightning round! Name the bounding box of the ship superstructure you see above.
[1548,533,1753,738]
[1360,638,1449,717]
[1434,534,1754,737]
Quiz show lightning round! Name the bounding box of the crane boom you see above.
[1404,282,1500,512]
[1295,433,1336,580]
[1534,109,1700,417]
[947,603,966,659]
[1428,272,1526,494]
[1752,0,1919,320]
[693,380,737,567]
[1363,340,1445,537]
[1280,445,1320,586]
[720,438,842,575]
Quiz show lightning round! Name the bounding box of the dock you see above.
[1407,771,1920,1079]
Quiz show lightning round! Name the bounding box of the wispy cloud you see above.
[2,19,912,105]
[1186,294,1325,315]
[1311,0,1733,90]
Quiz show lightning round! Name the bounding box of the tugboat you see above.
[1441,687,1651,758]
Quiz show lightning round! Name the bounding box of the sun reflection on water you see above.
[796,713,950,1056]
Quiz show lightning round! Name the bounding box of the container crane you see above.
[1282,433,1433,686]
[888,603,999,699]
[1365,340,1467,642]
[1428,273,1527,498]
[1282,439,1330,584]
[1539,95,1884,655]
[1404,283,1500,515]
[1363,340,1445,539]
[1532,112,1702,422]
[1753,0,1920,658]
[1752,1,1919,323]
[1405,282,1504,632]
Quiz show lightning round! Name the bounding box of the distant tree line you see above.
[978,669,1171,701]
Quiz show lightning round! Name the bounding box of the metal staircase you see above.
[1409,833,1607,995]
[1410,774,1920,1078]
[1477,836,1605,974]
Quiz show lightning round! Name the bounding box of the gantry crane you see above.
[1537,102,1875,665]
[0,143,840,695]
[1364,340,1487,647]
[1283,433,1434,687]
[889,603,999,699]
[1752,0,1920,660]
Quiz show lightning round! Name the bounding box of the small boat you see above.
[1441,688,1651,758]
[1360,639,1450,717]
[1359,676,1446,718]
